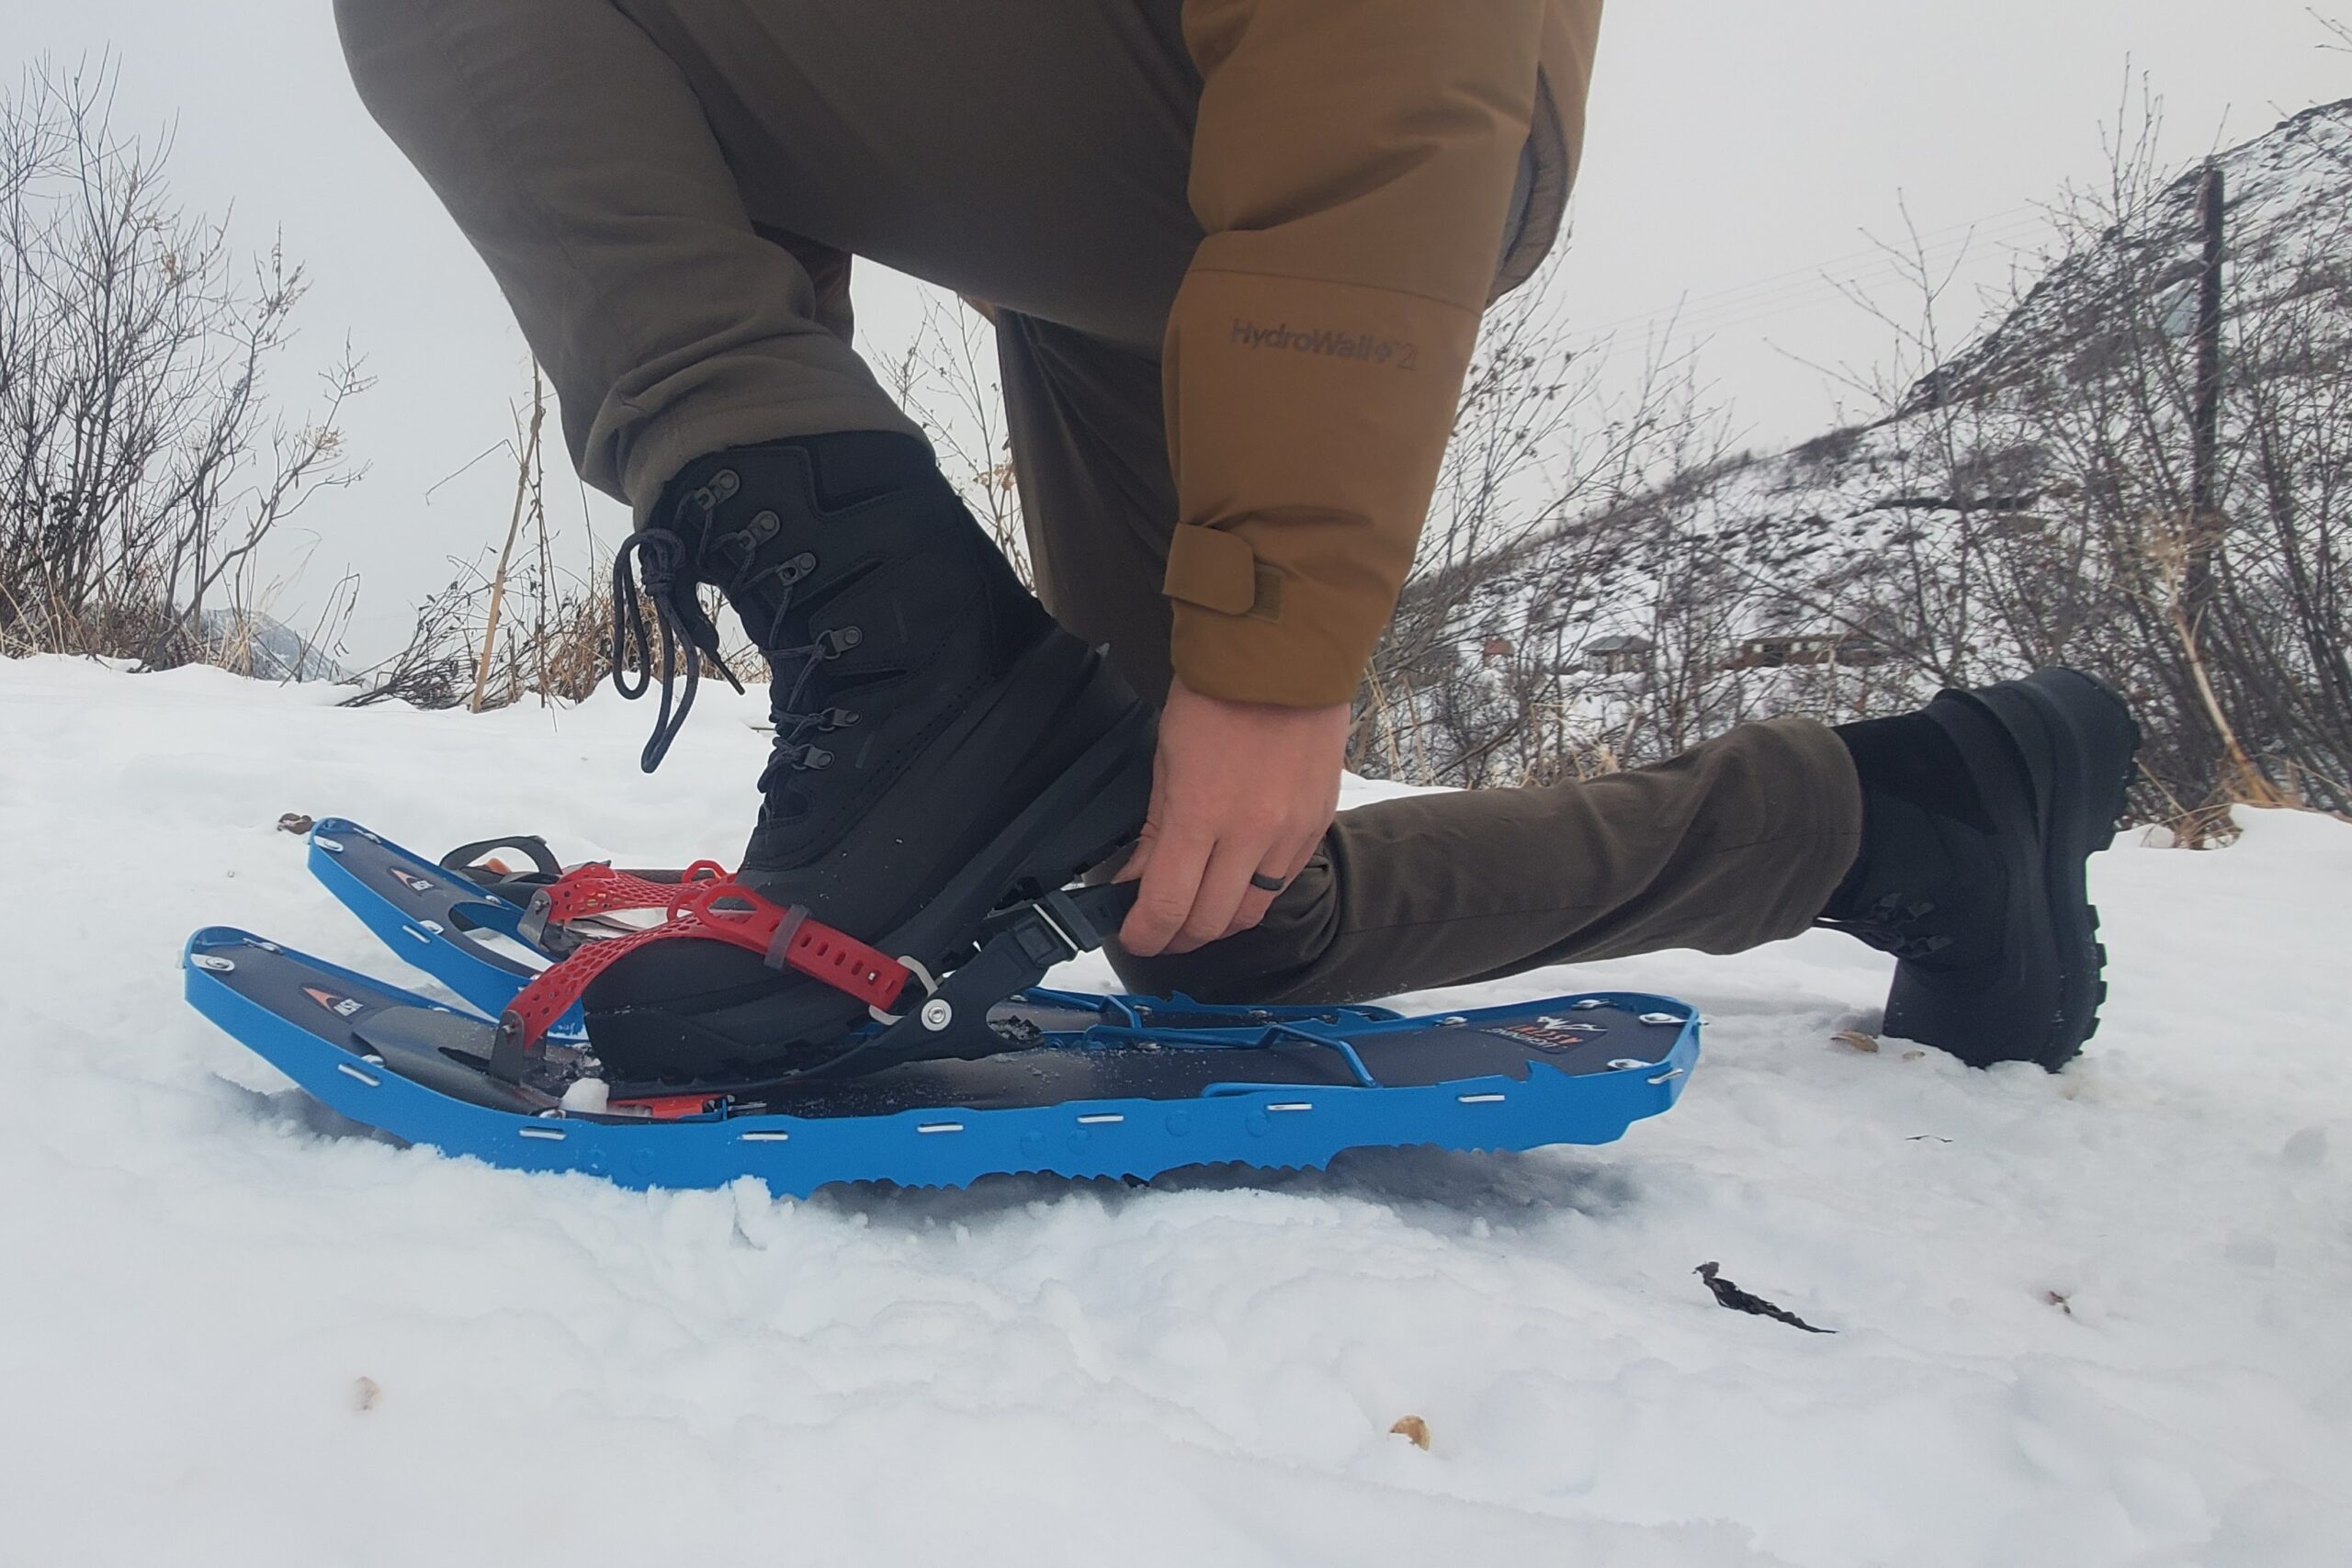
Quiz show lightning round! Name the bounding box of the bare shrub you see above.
[346,364,768,713]
[343,544,627,712]
[345,369,627,711]
[876,291,1026,581]
[0,59,366,666]
[1352,249,1779,788]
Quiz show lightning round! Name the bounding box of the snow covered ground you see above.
[1,654,2346,1567]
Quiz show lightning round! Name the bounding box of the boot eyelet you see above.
[804,749,833,770]
[748,509,780,540]
[711,469,741,500]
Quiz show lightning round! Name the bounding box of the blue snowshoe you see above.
[180,820,1701,1193]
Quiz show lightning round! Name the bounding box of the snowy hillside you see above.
[1496,96,2349,649]
[1918,96,2352,417]
[1,655,2346,1566]
[1384,97,2352,791]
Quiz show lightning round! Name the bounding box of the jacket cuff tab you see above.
[1163,525,1282,620]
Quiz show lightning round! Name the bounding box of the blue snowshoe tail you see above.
[305,818,571,1023]
[184,928,1701,1195]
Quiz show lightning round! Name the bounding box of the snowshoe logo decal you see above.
[389,868,435,894]
[1487,1021,1605,1052]
[301,986,367,1019]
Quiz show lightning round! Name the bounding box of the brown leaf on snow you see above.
[1832,1030,1880,1054]
[1389,1415,1430,1450]
[277,813,315,835]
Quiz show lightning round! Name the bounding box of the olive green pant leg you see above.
[332,0,920,514]
[1116,716,1863,1004]
[996,310,1184,707]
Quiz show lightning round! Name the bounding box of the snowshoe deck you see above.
[186,926,1697,1192]
[304,818,574,1023]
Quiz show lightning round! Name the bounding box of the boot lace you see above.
[611,477,860,786]
[1820,891,1954,964]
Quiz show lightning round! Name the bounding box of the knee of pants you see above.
[332,0,410,94]
[334,0,482,136]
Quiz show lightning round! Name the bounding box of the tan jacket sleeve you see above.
[1161,0,1597,706]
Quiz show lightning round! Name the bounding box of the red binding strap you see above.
[498,868,912,1052]
[531,860,729,924]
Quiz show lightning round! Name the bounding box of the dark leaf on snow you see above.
[1695,1262,1837,1334]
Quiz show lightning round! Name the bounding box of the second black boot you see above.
[1818,668,2141,1070]
[583,432,1155,1082]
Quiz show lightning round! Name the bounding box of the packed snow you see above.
[0,655,2346,1567]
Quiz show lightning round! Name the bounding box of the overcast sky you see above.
[5,1,2346,660]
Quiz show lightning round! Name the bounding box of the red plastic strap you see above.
[609,1092,725,1121]
[498,872,913,1052]
[533,860,729,925]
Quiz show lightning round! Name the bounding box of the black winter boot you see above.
[1819,668,2141,1070]
[585,432,1154,1081]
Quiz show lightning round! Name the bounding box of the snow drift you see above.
[0,656,2346,1565]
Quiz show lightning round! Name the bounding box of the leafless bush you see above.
[346,364,772,712]
[345,370,625,710]
[0,59,366,666]
[1351,248,1797,787]
[343,544,624,711]
[1834,90,2352,824]
[876,291,1027,581]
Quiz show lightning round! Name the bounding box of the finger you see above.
[1219,863,1291,942]
[1114,745,1170,885]
[1120,828,1212,957]
[1160,834,1265,955]
[1114,822,1156,885]
[1220,832,1321,941]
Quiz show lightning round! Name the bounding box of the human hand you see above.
[1115,676,1350,957]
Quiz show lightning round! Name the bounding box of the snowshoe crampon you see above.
[182,820,1702,1193]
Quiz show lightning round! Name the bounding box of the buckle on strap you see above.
[787,881,1139,1083]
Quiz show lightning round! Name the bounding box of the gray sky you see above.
[6,1,2346,660]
